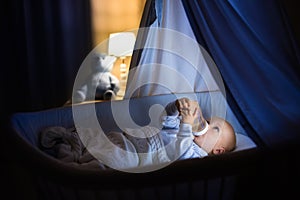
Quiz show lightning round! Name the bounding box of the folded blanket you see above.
[39,125,171,171]
[39,126,107,170]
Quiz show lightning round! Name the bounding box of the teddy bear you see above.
[72,52,120,103]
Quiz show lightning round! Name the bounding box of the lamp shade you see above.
[108,32,136,57]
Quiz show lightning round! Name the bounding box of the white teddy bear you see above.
[73,52,120,103]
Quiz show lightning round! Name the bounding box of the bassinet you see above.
[5,0,300,198]
[7,91,268,200]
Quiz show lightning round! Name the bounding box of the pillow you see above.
[234,133,257,152]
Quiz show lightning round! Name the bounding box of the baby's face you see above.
[194,117,235,154]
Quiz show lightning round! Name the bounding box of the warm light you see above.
[108,32,136,99]
[108,32,136,57]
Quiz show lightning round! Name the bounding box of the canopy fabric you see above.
[124,0,220,98]
[126,0,300,146]
[181,0,300,146]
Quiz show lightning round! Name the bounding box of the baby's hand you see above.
[177,98,199,125]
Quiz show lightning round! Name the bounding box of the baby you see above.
[65,98,237,171]
[163,97,236,156]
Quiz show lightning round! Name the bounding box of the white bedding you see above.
[40,123,256,173]
[234,133,256,152]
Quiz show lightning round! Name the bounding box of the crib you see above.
[8,91,296,200]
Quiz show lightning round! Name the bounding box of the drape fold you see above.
[128,0,300,146]
[181,0,300,146]
[2,0,92,115]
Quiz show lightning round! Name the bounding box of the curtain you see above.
[181,0,300,146]
[129,0,157,72]
[125,0,220,98]
[1,0,92,122]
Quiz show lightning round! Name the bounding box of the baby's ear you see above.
[212,147,225,155]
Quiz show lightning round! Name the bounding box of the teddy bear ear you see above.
[101,55,117,68]
[91,52,104,59]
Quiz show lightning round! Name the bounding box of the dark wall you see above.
[282,0,300,47]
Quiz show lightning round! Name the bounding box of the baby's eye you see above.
[213,127,219,132]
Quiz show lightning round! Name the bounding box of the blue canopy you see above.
[129,0,300,147]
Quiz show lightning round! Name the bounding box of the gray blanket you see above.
[39,126,108,170]
[39,125,169,171]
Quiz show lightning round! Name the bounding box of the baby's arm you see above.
[164,98,206,160]
[161,100,180,129]
[173,98,199,159]
[162,98,207,131]
[162,98,198,128]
